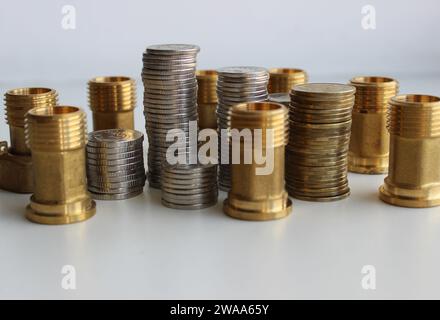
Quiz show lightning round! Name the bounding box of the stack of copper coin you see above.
[286,83,355,201]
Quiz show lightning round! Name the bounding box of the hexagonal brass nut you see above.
[0,142,33,193]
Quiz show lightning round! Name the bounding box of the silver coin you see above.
[88,129,143,147]
[146,44,200,55]
[90,189,144,201]
[218,66,268,77]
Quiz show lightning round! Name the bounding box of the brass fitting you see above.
[224,102,292,221]
[0,88,58,193]
[88,76,137,131]
[196,70,218,129]
[349,76,399,174]
[379,94,440,208]
[25,106,96,224]
[268,68,308,93]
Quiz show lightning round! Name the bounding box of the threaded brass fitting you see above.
[379,94,440,208]
[268,68,308,94]
[0,87,58,193]
[88,76,137,131]
[348,76,399,174]
[25,106,96,224]
[224,102,291,221]
[196,70,218,129]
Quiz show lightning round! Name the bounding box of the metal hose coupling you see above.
[379,94,440,208]
[25,106,96,224]
[0,87,58,193]
[268,68,308,94]
[349,76,399,174]
[88,76,137,131]
[224,102,292,221]
[196,70,218,129]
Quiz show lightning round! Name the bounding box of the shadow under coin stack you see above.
[216,66,269,191]
[86,129,146,200]
[142,44,200,189]
[286,83,355,201]
[161,164,218,209]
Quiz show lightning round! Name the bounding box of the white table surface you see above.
[1,74,440,299]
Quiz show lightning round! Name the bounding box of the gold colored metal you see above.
[268,68,308,93]
[0,88,58,193]
[88,76,137,131]
[224,102,292,221]
[349,76,399,174]
[196,70,218,129]
[379,94,440,208]
[25,106,96,224]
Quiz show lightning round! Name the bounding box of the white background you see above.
[1,0,440,299]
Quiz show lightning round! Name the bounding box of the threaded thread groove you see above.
[25,106,87,151]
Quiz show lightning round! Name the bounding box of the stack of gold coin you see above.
[286,83,355,201]
[86,129,146,200]
[196,70,218,129]
[161,164,218,209]
[216,66,269,191]
[268,68,308,93]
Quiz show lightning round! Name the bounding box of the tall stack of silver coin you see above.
[86,129,146,200]
[142,44,200,189]
[216,66,269,191]
[161,164,218,210]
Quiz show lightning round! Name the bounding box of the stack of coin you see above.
[196,70,218,129]
[86,129,146,200]
[216,66,269,191]
[161,164,218,209]
[286,83,355,201]
[268,68,308,93]
[142,44,200,189]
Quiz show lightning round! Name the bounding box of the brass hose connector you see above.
[0,87,58,193]
[268,68,308,94]
[88,76,137,131]
[349,76,399,174]
[196,70,218,129]
[379,94,440,208]
[25,106,96,224]
[224,102,292,221]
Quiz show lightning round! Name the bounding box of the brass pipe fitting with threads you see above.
[25,106,96,224]
[196,70,218,129]
[348,76,399,174]
[0,87,58,193]
[224,102,292,221]
[268,68,308,94]
[379,94,440,208]
[88,76,137,131]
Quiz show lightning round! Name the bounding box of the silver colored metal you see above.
[142,44,200,188]
[86,129,146,200]
[161,164,218,210]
